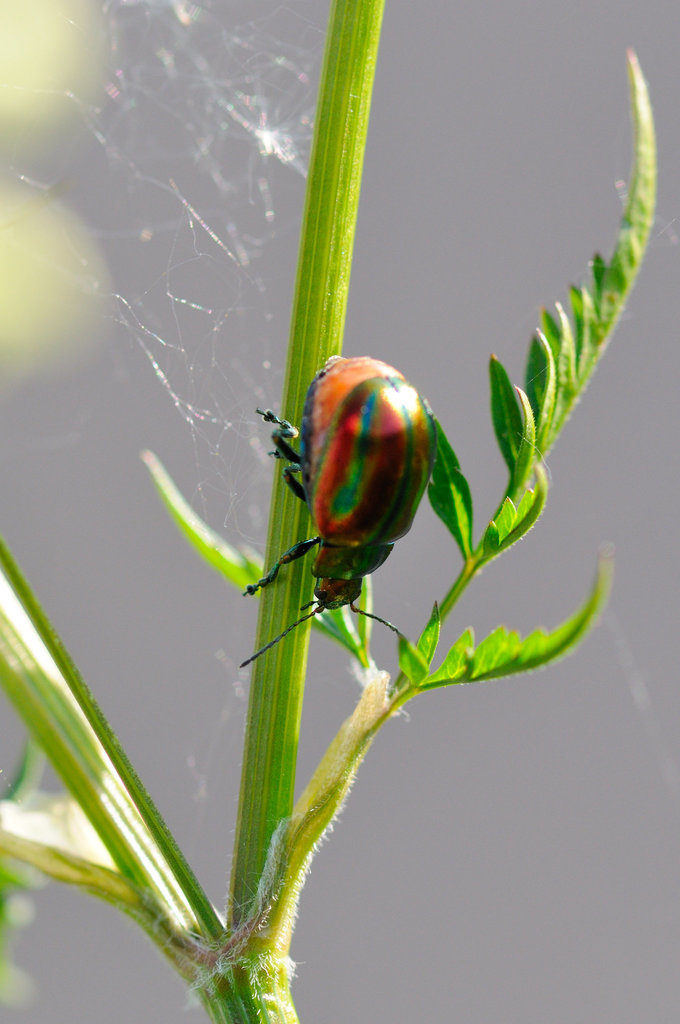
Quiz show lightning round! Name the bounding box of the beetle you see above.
[240,355,437,666]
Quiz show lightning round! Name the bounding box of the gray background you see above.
[2,0,679,1021]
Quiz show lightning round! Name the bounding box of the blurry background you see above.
[1,0,679,1020]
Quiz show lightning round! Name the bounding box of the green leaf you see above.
[525,332,548,423]
[490,355,523,474]
[590,252,607,312]
[398,636,430,687]
[531,332,556,451]
[425,628,474,684]
[482,463,549,562]
[421,549,613,689]
[417,603,441,666]
[554,301,577,397]
[523,53,655,457]
[511,386,537,494]
[571,285,596,383]
[532,331,557,452]
[490,497,517,547]
[143,449,368,664]
[598,51,656,337]
[427,420,473,559]
[568,286,584,365]
[482,519,501,559]
[141,450,261,589]
[540,307,561,361]
[469,626,521,679]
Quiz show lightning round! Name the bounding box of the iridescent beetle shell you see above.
[301,356,436,553]
[240,356,437,665]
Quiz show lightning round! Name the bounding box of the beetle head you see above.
[313,576,362,610]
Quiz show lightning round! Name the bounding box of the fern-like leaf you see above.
[422,549,613,689]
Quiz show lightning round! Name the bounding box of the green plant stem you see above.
[229,0,386,929]
[199,960,299,1024]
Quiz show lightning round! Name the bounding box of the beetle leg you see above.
[257,408,299,439]
[282,465,306,502]
[269,432,301,464]
[243,536,321,596]
[257,407,295,428]
[255,408,302,464]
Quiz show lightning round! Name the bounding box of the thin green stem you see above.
[439,556,479,622]
[388,555,482,698]
[229,0,386,929]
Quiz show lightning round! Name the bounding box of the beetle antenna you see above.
[350,603,404,639]
[240,607,321,669]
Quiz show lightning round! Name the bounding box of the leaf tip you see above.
[625,48,639,72]
[597,542,616,585]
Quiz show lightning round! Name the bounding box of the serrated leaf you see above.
[428,420,473,559]
[420,549,613,689]
[469,627,521,679]
[540,307,561,361]
[494,496,517,540]
[590,252,606,312]
[525,333,548,423]
[569,285,584,354]
[554,301,577,394]
[532,332,556,451]
[525,54,655,459]
[141,450,261,590]
[398,636,430,686]
[514,469,545,523]
[417,603,440,666]
[599,52,656,335]
[573,286,596,385]
[510,462,549,543]
[425,628,475,684]
[483,519,500,558]
[481,463,548,563]
[512,386,537,493]
[568,285,588,368]
[490,355,523,474]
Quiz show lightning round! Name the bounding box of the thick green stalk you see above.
[228,0,385,929]
[200,961,299,1024]
[0,536,221,939]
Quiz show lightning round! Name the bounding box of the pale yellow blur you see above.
[0,181,109,383]
[0,0,102,138]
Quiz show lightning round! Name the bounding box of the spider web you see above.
[0,0,324,817]
[92,0,321,522]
